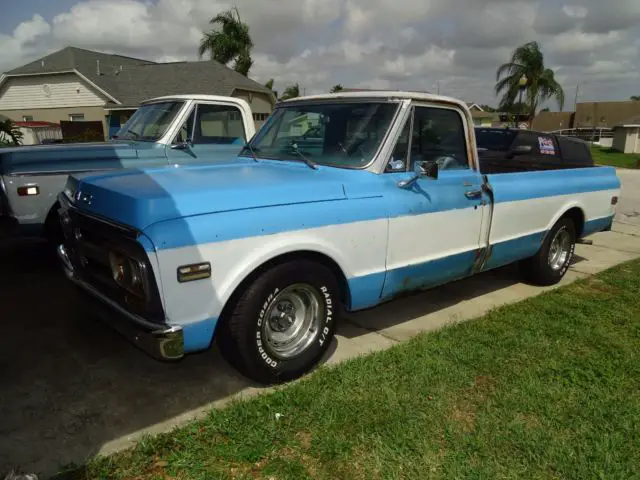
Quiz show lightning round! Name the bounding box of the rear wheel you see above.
[217,260,340,385]
[521,217,576,286]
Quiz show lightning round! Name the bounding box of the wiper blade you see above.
[290,143,318,170]
[239,143,260,162]
[122,130,140,140]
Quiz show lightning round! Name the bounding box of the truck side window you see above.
[192,104,246,145]
[408,106,469,171]
[557,136,592,168]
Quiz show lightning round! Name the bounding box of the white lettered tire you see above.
[219,260,340,384]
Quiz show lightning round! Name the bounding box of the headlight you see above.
[109,251,145,296]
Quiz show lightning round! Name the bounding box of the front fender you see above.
[1,173,67,235]
[148,202,389,330]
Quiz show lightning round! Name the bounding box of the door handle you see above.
[465,189,483,199]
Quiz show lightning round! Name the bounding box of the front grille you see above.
[61,202,165,324]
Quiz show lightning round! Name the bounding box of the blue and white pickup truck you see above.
[57,91,621,384]
[0,95,255,241]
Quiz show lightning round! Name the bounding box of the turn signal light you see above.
[177,262,211,283]
[17,185,39,196]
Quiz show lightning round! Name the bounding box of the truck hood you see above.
[0,141,138,174]
[67,160,352,231]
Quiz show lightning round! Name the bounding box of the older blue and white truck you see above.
[56,91,621,384]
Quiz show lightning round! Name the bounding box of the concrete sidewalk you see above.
[93,220,640,463]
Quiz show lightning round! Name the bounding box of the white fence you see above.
[550,127,614,147]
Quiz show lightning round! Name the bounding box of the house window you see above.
[69,114,85,122]
[253,113,270,122]
[22,115,33,122]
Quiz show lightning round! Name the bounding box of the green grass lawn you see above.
[56,261,640,480]
[591,145,640,169]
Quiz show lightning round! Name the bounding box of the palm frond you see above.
[496,62,523,81]
[198,7,254,75]
[280,83,300,100]
[0,119,23,145]
[233,50,253,76]
[539,68,565,111]
[494,41,564,119]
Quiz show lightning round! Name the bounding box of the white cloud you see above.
[548,30,622,54]
[13,14,50,43]
[562,5,588,18]
[1,0,640,106]
[0,14,51,76]
[381,47,455,80]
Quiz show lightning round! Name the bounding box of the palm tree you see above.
[0,119,23,146]
[280,83,300,101]
[330,84,344,93]
[198,7,254,76]
[495,41,564,120]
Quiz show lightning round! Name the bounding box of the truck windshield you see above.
[115,101,184,142]
[245,101,400,168]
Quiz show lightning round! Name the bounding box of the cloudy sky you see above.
[1,0,639,108]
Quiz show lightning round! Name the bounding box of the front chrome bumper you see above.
[57,244,184,360]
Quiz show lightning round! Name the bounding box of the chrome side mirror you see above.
[171,140,192,150]
[397,160,438,188]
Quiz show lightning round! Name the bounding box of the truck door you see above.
[166,101,250,166]
[380,103,488,299]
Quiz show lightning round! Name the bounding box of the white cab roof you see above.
[141,94,250,105]
[279,90,470,111]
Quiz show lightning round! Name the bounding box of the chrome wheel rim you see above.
[262,283,324,359]
[548,227,572,271]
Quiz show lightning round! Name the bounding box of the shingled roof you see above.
[3,46,274,107]
[6,46,155,76]
[97,60,275,107]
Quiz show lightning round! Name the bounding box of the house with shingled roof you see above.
[0,46,276,139]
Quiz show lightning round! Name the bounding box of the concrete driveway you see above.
[1,171,639,477]
[616,168,640,225]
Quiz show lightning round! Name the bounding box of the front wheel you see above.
[218,260,340,385]
[521,217,576,286]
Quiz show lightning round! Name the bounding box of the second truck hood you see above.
[0,141,138,174]
[68,160,350,231]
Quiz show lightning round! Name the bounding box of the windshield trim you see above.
[115,100,187,144]
[246,99,403,171]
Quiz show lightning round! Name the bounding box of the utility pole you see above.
[437,80,440,95]
[573,81,581,112]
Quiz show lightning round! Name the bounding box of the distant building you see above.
[532,111,575,132]
[574,101,640,130]
[612,115,640,153]
[0,46,276,139]
[532,100,640,132]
